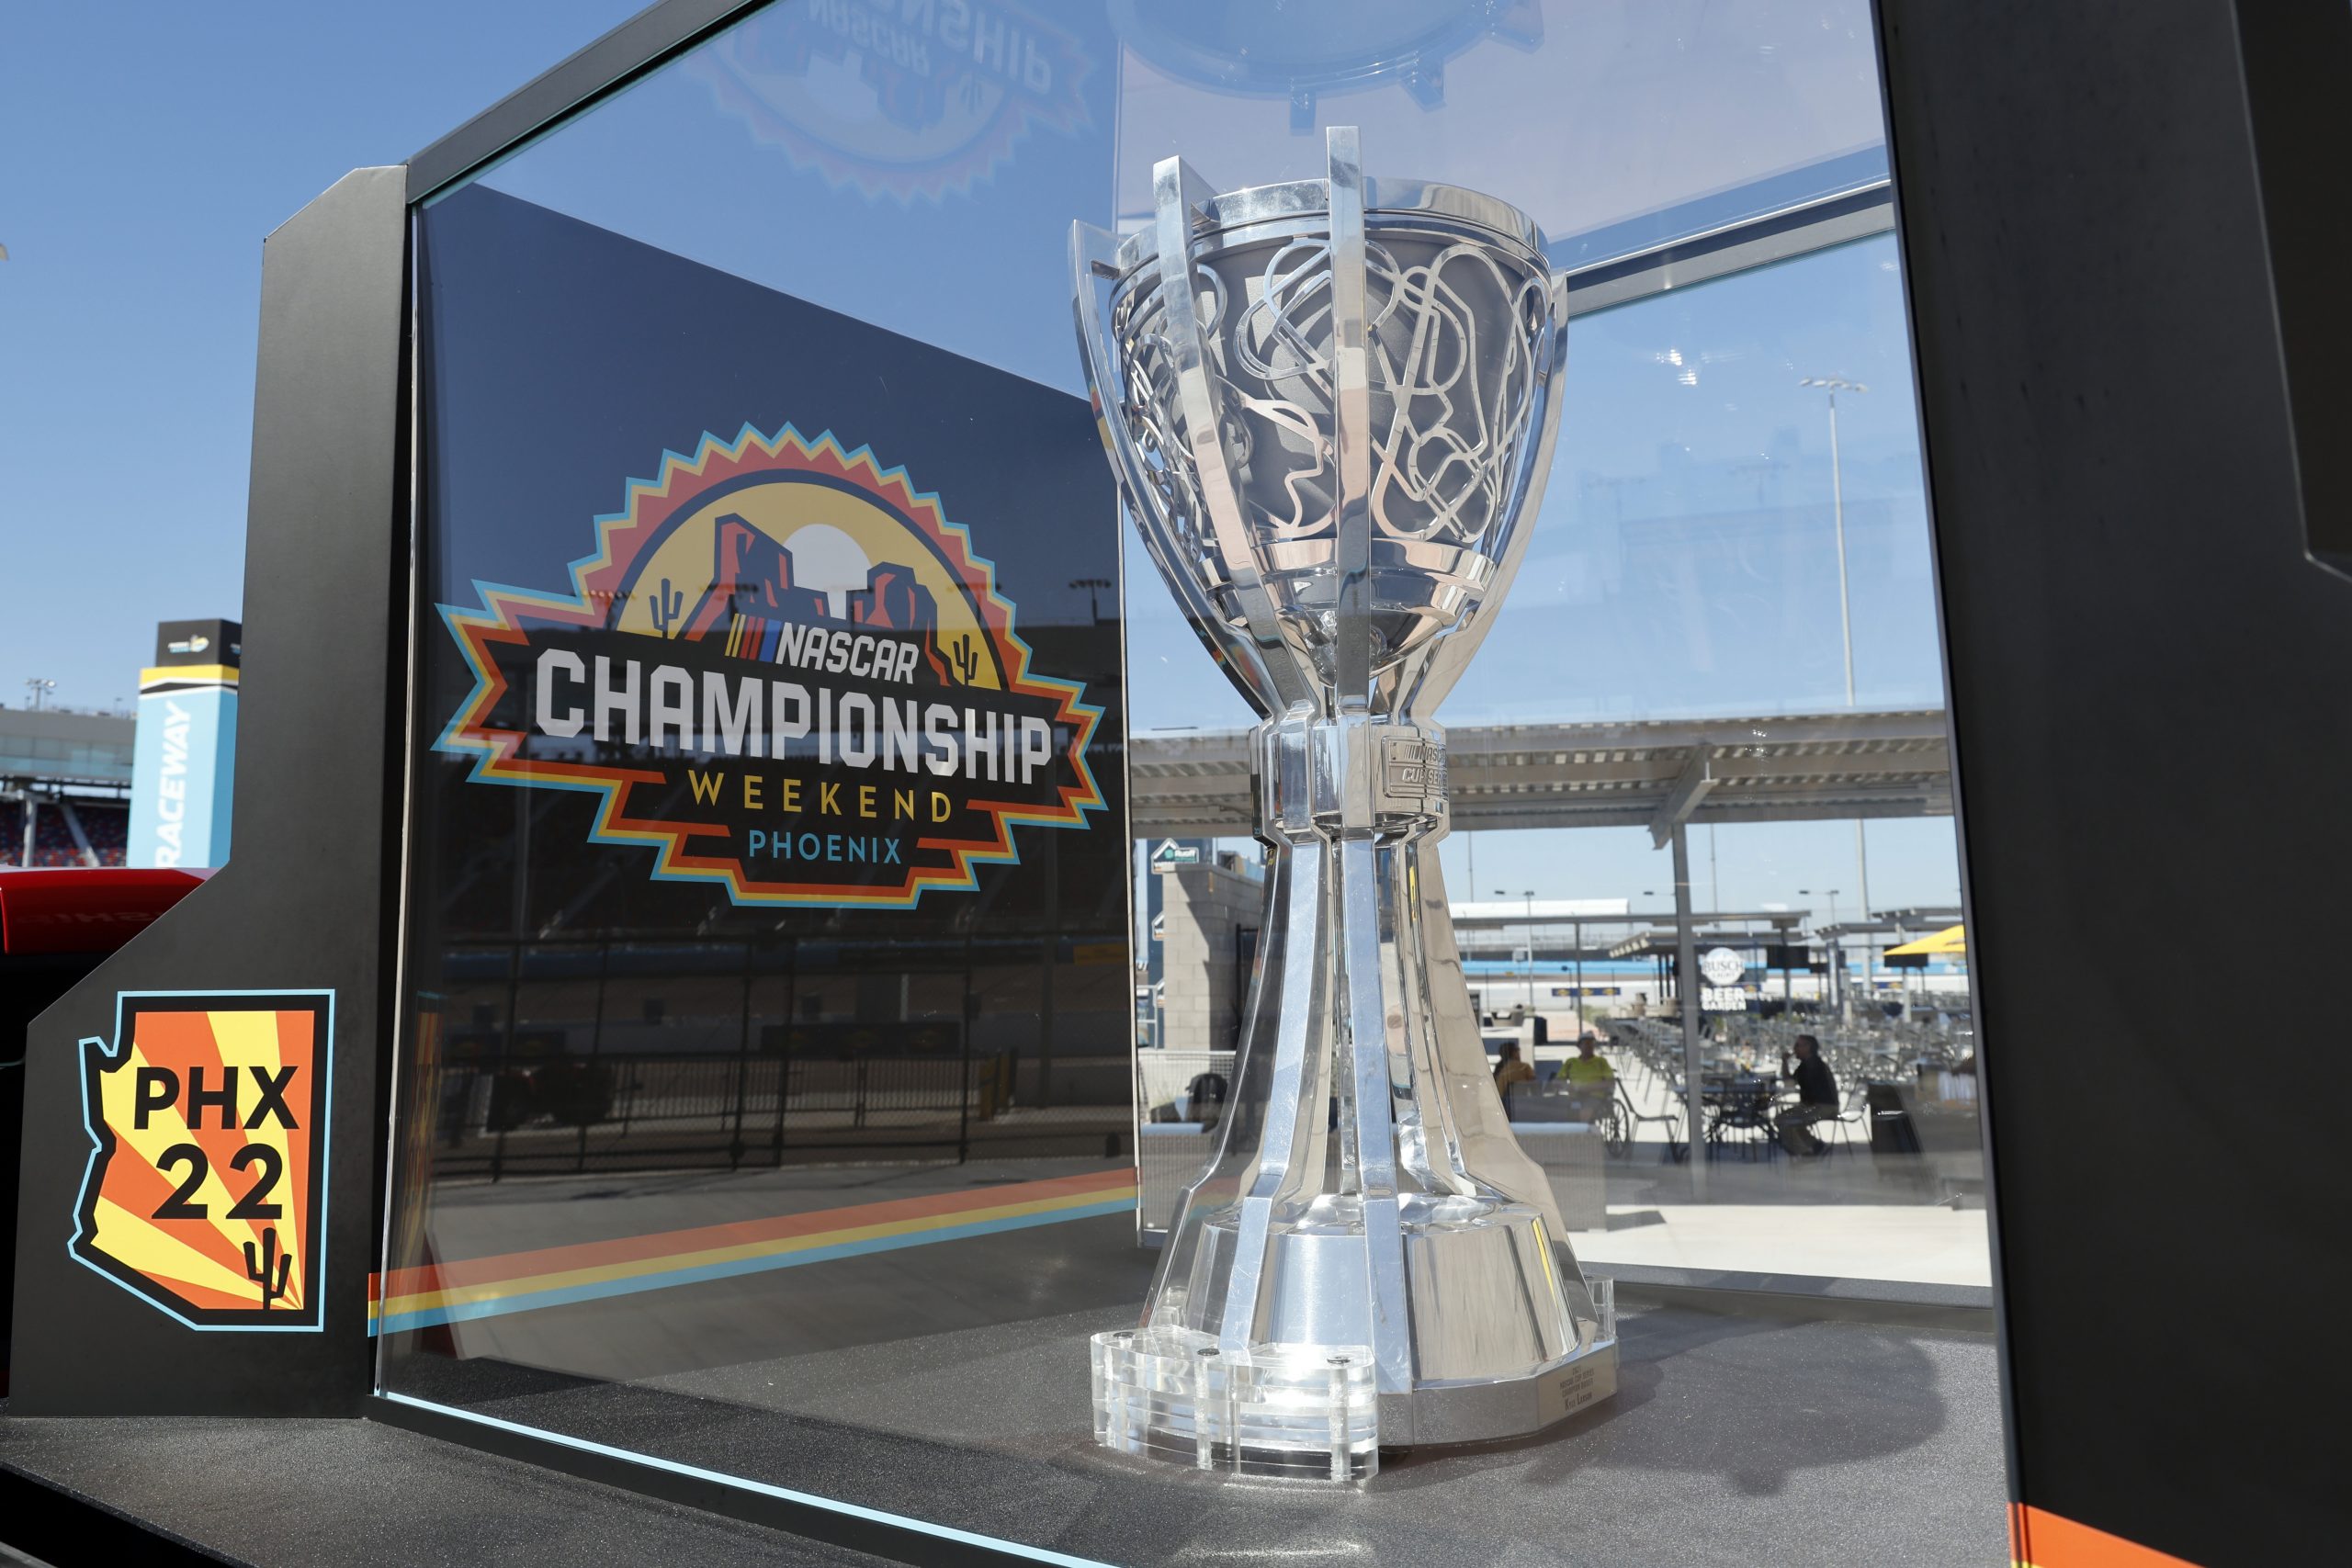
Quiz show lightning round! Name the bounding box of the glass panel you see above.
[454,0,1889,393]
[385,2,1997,1560]
[1128,233,1935,731]
[1135,234,1981,1289]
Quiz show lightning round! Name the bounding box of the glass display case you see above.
[376,3,1999,1561]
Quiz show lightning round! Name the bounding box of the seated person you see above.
[1563,1035,1614,1086]
[1492,1042,1536,1115]
[1776,1033,1840,1155]
[1561,1035,1615,1117]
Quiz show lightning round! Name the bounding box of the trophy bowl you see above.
[1074,129,1615,1480]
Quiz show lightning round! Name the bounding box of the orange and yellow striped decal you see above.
[371,1166,1136,1335]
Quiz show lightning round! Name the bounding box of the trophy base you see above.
[1188,1193,1608,1361]
[1086,1324,1617,1480]
[1381,1335,1619,1448]
[1091,1326,1383,1480]
[1091,1192,1620,1475]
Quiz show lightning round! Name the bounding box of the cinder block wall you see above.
[1156,863,1261,1052]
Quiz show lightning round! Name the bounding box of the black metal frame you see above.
[7,166,411,1417]
[2230,0,2352,575]
[1876,2,2350,1563]
[406,0,765,200]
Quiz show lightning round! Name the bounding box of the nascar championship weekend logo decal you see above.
[72,992,332,1330]
[436,425,1104,908]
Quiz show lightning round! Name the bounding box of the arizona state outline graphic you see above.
[71,990,333,1331]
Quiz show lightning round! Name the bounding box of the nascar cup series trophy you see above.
[1072,129,1615,1480]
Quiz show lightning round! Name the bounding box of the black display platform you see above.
[0,1406,882,1568]
[5,1301,2006,1567]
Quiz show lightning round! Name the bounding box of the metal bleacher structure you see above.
[1129,707,1951,839]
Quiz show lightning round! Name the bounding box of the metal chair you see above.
[1825,1083,1871,1155]
[1614,1078,1685,1164]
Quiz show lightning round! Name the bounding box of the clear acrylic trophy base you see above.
[1091,1325,1383,1481]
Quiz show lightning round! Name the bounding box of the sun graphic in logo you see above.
[601,458,1003,694]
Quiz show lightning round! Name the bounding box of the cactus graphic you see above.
[243,1226,294,1311]
[650,577,685,637]
[947,635,982,685]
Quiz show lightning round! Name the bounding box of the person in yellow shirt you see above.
[1563,1035,1614,1087]
[1562,1035,1615,1120]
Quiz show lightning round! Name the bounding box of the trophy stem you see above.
[1333,835,1417,1395]
[1114,720,1614,1456]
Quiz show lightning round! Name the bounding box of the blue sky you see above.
[0,0,646,712]
[436,0,1955,914]
[0,0,1960,917]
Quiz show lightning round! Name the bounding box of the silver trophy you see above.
[1073,129,1615,1480]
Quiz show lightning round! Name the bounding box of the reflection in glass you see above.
[378,3,1992,1560]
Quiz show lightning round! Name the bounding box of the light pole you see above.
[1572,917,1585,1036]
[1801,375,1875,1007]
[1802,887,1842,1015]
[23,678,56,712]
[1068,577,1112,623]
[1523,889,1537,1016]
[1799,376,1871,706]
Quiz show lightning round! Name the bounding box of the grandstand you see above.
[0,796,130,867]
[0,705,135,866]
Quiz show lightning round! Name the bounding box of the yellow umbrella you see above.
[1883,924,1965,958]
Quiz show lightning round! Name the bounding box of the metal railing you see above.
[422,1048,1131,1179]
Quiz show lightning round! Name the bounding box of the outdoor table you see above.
[1699,1077,1790,1153]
